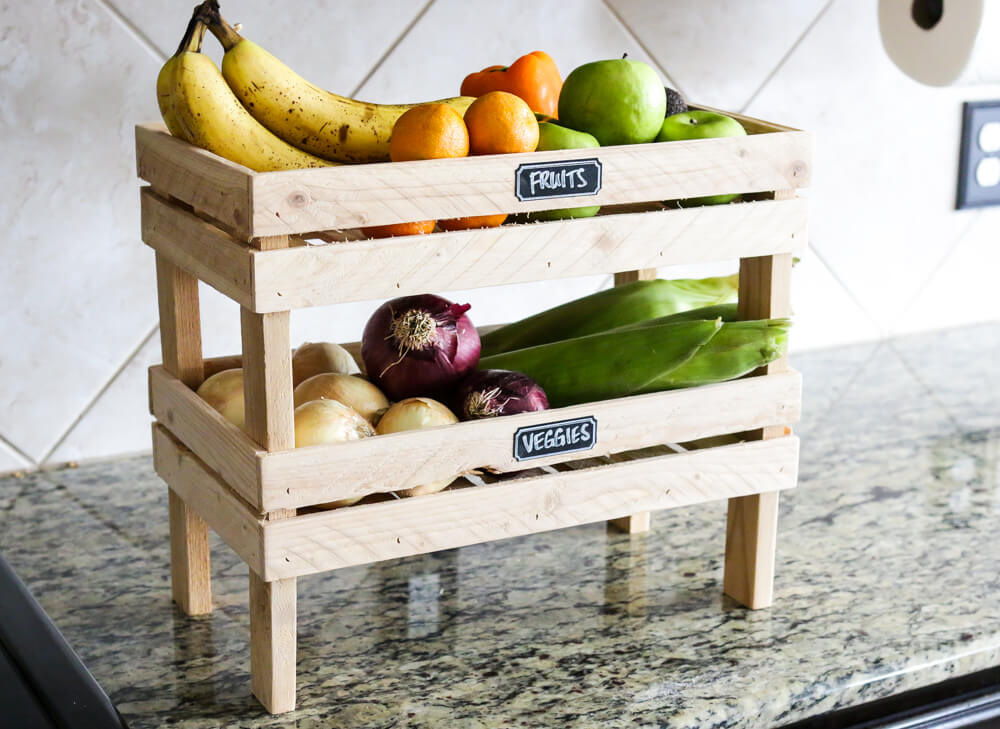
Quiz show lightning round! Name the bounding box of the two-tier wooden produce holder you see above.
[136,106,810,714]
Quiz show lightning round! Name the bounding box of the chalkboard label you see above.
[515,158,602,201]
[513,416,597,462]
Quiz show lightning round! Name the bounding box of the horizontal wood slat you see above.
[249,197,807,311]
[258,370,802,511]
[261,435,799,579]
[153,425,265,575]
[141,189,255,308]
[136,124,254,238]
[249,131,810,235]
[149,366,263,508]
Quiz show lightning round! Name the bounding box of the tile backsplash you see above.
[1,0,998,470]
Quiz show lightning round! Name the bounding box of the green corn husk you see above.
[611,303,740,330]
[479,275,738,357]
[478,317,789,407]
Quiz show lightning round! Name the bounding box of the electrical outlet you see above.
[957,100,1000,209]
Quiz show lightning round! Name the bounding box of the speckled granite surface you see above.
[1,323,999,728]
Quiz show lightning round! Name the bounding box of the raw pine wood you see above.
[258,371,803,511]
[142,189,254,309]
[250,571,296,714]
[168,489,212,615]
[153,425,266,576]
[262,436,799,580]
[136,124,255,239]
[249,198,807,311]
[155,254,204,388]
[610,267,658,533]
[724,202,795,609]
[241,233,295,453]
[249,131,811,235]
[149,366,262,508]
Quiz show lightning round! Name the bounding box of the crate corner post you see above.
[155,252,213,616]
[240,233,299,713]
[723,196,794,610]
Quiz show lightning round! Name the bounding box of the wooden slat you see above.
[261,436,799,580]
[142,189,255,309]
[136,124,254,239]
[149,365,263,508]
[248,131,811,236]
[258,370,802,511]
[153,425,265,576]
[248,197,807,311]
[250,572,296,714]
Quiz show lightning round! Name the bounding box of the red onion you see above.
[455,369,549,420]
[361,294,481,401]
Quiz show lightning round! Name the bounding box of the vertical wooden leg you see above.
[250,570,297,714]
[169,489,212,615]
[724,234,794,609]
[723,491,779,609]
[607,268,658,534]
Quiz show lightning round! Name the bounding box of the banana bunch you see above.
[157,2,475,168]
[156,11,331,172]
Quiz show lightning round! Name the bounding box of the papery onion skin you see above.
[292,341,359,386]
[456,369,549,420]
[375,397,459,497]
[196,368,245,430]
[361,294,481,401]
[295,399,376,509]
[293,373,389,425]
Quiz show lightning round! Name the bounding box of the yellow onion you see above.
[295,399,375,509]
[376,397,459,497]
[196,368,244,430]
[292,341,359,386]
[293,373,389,425]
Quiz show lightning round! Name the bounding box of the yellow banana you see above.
[156,14,332,172]
[204,12,475,163]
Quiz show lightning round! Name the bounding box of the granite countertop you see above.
[1,323,998,728]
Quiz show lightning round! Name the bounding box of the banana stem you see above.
[200,1,243,51]
[174,9,206,56]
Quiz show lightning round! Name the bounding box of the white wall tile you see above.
[46,333,159,465]
[111,0,425,94]
[355,0,664,103]
[0,2,162,460]
[744,0,1000,337]
[607,0,829,109]
[0,440,32,476]
[896,208,1000,335]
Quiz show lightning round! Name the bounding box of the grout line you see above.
[806,242,886,336]
[800,338,885,434]
[91,0,169,62]
[739,0,835,113]
[348,0,436,97]
[600,0,684,95]
[40,324,161,466]
[0,433,38,469]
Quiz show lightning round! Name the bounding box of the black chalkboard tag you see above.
[515,158,602,201]
[513,416,597,462]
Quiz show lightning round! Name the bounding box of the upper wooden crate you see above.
[136,107,810,312]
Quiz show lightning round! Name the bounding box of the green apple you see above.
[657,110,747,205]
[558,59,666,146]
[529,122,601,222]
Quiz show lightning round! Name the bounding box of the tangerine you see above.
[389,103,469,162]
[438,214,508,231]
[361,220,437,238]
[464,91,539,155]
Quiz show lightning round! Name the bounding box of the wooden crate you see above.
[138,106,810,714]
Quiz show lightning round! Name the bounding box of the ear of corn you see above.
[611,303,740,330]
[479,275,738,357]
[478,318,789,407]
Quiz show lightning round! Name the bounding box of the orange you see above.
[438,214,507,231]
[361,220,437,238]
[389,103,469,162]
[464,91,539,155]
